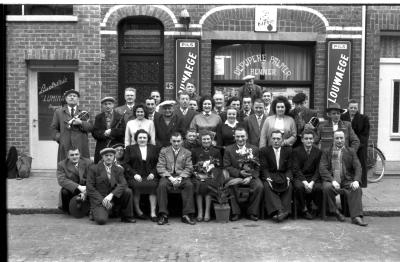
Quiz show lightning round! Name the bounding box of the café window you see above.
[213,41,315,107]
[6,5,73,15]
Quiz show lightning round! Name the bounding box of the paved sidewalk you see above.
[7,171,400,216]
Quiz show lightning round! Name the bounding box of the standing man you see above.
[150,90,162,112]
[174,91,198,135]
[292,130,323,220]
[115,87,136,124]
[213,92,226,115]
[316,103,360,152]
[51,89,93,162]
[154,100,183,148]
[243,99,267,147]
[260,130,293,223]
[145,97,160,121]
[238,75,262,102]
[289,93,318,148]
[223,127,264,221]
[185,82,200,102]
[92,97,125,163]
[56,147,92,217]
[319,130,368,226]
[86,147,136,225]
[156,132,196,225]
[240,96,254,121]
[262,90,273,116]
[341,99,370,188]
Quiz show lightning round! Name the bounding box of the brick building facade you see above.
[5,4,400,169]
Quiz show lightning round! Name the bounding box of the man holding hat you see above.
[238,75,262,102]
[154,100,184,148]
[289,92,318,148]
[315,103,359,152]
[51,89,93,162]
[92,97,125,163]
[87,147,136,225]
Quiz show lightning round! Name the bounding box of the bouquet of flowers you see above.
[236,146,260,170]
[193,157,220,181]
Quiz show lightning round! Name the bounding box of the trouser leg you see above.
[113,188,134,218]
[92,205,109,225]
[343,187,364,218]
[229,185,241,215]
[311,182,323,211]
[263,182,283,215]
[280,183,293,214]
[247,178,263,216]
[60,188,80,213]
[322,182,338,213]
[157,177,171,216]
[180,178,195,215]
[294,180,306,211]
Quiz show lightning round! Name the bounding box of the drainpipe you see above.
[360,5,366,114]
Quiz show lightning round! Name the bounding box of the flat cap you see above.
[64,89,80,98]
[100,147,116,155]
[292,93,307,104]
[101,96,116,104]
[112,143,124,149]
[159,100,176,107]
[242,75,255,81]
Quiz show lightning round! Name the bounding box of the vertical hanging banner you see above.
[327,41,351,108]
[176,39,199,98]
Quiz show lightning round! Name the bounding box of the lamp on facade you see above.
[179,9,191,30]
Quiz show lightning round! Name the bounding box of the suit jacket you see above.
[153,113,184,148]
[156,146,193,178]
[56,157,92,193]
[92,111,125,163]
[87,161,128,206]
[238,84,262,102]
[223,143,260,178]
[292,145,322,182]
[341,112,370,148]
[174,107,198,135]
[316,119,360,151]
[289,107,318,135]
[319,146,362,186]
[115,104,135,124]
[50,106,93,162]
[259,115,297,148]
[123,144,159,184]
[259,146,293,181]
[243,114,267,146]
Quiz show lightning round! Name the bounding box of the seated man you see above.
[319,130,368,226]
[56,147,92,218]
[86,148,136,225]
[260,130,293,222]
[156,132,196,225]
[223,127,263,221]
[292,130,322,220]
[112,143,125,165]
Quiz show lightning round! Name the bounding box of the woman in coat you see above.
[216,106,241,148]
[124,129,159,221]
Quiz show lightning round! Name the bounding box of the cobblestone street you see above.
[7,214,400,261]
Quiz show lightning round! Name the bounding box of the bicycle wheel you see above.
[366,146,385,183]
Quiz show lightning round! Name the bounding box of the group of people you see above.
[52,74,370,227]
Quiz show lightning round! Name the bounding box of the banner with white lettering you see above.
[176,39,199,98]
[327,41,351,108]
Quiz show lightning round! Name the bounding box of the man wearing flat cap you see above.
[154,100,184,148]
[87,147,136,225]
[289,93,318,148]
[92,97,125,163]
[238,75,262,102]
[315,103,359,152]
[51,89,93,162]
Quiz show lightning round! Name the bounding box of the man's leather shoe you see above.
[150,216,158,222]
[136,213,148,220]
[352,217,368,227]
[249,214,258,221]
[230,214,240,221]
[181,215,196,225]
[121,217,136,223]
[277,210,289,222]
[158,214,168,225]
[302,211,314,220]
[335,210,346,222]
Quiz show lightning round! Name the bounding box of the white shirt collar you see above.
[180,107,188,114]
[256,114,264,119]
[224,120,238,128]
[203,111,211,116]
[172,147,180,155]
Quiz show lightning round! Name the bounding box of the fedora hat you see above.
[326,103,345,113]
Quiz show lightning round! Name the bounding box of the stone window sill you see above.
[6,15,78,22]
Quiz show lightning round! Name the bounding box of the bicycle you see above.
[366,143,386,183]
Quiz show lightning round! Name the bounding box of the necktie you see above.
[274,148,280,169]
[71,107,75,117]
[74,163,79,169]
[257,117,262,129]
[332,149,342,184]
[105,165,111,180]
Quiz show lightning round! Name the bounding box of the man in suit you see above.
[262,90,274,116]
[174,91,198,135]
[51,89,93,162]
[154,100,184,148]
[260,130,293,222]
[316,103,360,152]
[243,99,266,146]
[86,147,136,225]
[289,93,318,148]
[292,129,323,220]
[238,75,262,102]
[92,97,125,163]
[56,147,92,217]
[145,97,160,121]
[223,127,264,221]
[240,96,254,121]
[319,130,368,226]
[115,87,136,124]
[212,92,225,115]
[341,99,370,188]
[150,90,162,112]
[156,132,196,225]
[185,82,200,102]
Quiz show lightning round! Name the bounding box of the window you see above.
[6,5,73,15]
[393,81,400,134]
